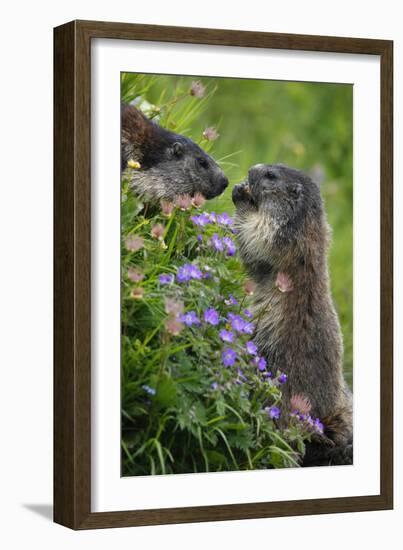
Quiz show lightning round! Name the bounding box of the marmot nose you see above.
[219,174,229,192]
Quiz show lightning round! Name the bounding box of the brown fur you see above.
[232,163,353,466]
[121,104,154,164]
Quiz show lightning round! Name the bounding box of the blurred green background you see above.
[122,74,353,386]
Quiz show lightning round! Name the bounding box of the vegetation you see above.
[121,73,353,475]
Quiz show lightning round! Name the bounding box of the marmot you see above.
[121,103,228,202]
[232,163,353,466]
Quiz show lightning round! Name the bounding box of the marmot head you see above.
[122,104,228,202]
[232,163,328,273]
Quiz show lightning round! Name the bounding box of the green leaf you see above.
[151,375,177,408]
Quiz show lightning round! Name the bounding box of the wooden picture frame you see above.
[54,19,393,529]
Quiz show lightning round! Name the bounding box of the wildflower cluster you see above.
[121,187,320,476]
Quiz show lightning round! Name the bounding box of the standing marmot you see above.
[232,163,353,466]
[121,103,228,202]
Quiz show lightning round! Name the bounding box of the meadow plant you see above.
[121,184,323,475]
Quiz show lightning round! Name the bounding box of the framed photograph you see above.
[54,20,393,529]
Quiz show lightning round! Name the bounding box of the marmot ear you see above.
[171,141,184,158]
[309,165,325,187]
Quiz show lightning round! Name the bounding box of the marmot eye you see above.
[172,142,184,157]
[197,157,209,169]
[264,170,277,180]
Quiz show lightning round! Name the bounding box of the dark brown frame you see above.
[54,19,393,530]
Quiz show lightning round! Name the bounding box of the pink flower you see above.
[160,200,175,217]
[190,80,206,98]
[127,267,144,282]
[151,223,165,240]
[290,394,312,414]
[131,287,144,300]
[244,279,256,295]
[176,195,192,211]
[275,272,294,292]
[164,297,184,317]
[125,235,144,252]
[165,317,184,336]
[191,193,206,208]
[202,127,219,141]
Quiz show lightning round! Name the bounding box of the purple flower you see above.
[305,415,314,427]
[197,234,203,242]
[190,213,211,227]
[219,329,234,343]
[211,382,219,390]
[142,385,156,396]
[314,418,324,434]
[237,368,247,381]
[188,264,203,279]
[177,265,191,283]
[224,294,238,306]
[266,406,281,419]
[159,273,174,285]
[278,373,288,384]
[243,309,252,318]
[227,313,254,334]
[177,263,202,283]
[254,356,267,371]
[208,212,217,222]
[222,348,237,367]
[180,311,201,327]
[243,322,254,334]
[223,236,236,256]
[210,233,224,252]
[217,212,234,226]
[204,308,219,325]
[246,341,258,355]
[228,313,245,332]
